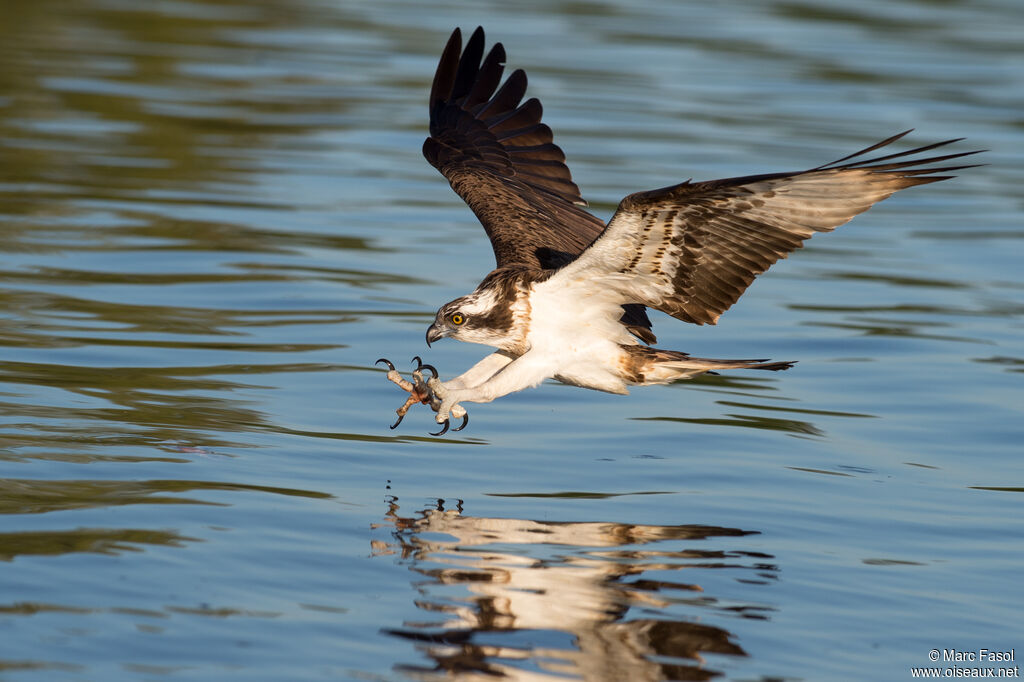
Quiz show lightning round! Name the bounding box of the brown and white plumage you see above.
[390,26,981,432]
[423,26,600,265]
[423,26,655,342]
[554,132,979,326]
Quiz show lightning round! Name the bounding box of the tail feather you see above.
[620,346,795,385]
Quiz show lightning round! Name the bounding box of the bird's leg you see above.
[412,352,518,435]
[418,364,468,436]
[427,377,471,434]
[391,393,420,428]
[376,357,435,430]
[409,356,437,401]
[378,352,517,435]
[378,357,416,393]
[429,350,555,429]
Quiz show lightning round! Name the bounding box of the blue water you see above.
[1,0,1022,680]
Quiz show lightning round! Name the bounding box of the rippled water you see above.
[2,1,1022,680]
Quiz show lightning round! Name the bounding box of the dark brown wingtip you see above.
[422,26,607,269]
[820,129,914,168]
[450,27,486,104]
[817,132,984,174]
[429,28,463,109]
[463,38,506,110]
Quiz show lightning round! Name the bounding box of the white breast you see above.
[525,278,635,394]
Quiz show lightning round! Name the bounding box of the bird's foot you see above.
[376,357,468,435]
[430,406,469,436]
[376,357,435,430]
[429,380,468,436]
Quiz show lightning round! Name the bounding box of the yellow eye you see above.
[450,313,464,326]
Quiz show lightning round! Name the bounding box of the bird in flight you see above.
[378,26,980,435]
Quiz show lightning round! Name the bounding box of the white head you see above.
[425,289,515,349]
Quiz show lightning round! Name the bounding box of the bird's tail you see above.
[620,346,795,385]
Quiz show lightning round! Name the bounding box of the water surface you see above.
[1,0,1022,680]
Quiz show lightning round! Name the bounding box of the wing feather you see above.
[475,69,527,119]
[423,27,607,268]
[553,134,982,325]
[423,27,656,343]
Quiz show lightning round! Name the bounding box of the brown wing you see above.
[422,27,607,270]
[423,27,655,342]
[556,131,982,325]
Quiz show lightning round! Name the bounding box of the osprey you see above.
[378,27,980,435]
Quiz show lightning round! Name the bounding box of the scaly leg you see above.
[376,357,434,430]
[420,351,515,434]
[416,362,468,436]
[412,352,515,435]
[376,357,468,435]
[378,352,521,436]
[428,350,555,430]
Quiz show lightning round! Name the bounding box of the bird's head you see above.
[426,291,512,349]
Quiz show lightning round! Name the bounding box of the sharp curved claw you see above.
[389,413,405,430]
[452,413,469,432]
[430,419,450,437]
[375,358,396,371]
[409,356,438,379]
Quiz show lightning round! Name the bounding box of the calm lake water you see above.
[1,1,1021,680]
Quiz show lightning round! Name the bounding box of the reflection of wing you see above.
[556,132,981,325]
[375,500,762,679]
[422,26,607,270]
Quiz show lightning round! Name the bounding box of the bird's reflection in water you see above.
[372,496,778,681]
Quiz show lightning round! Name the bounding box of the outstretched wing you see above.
[553,132,982,325]
[423,27,607,270]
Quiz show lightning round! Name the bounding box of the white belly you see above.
[526,279,635,394]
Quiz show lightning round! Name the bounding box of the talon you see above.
[390,413,405,430]
[376,358,396,371]
[412,356,424,370]
[430,419,450,437]
[452,413,469,432]
[419,363,438,380]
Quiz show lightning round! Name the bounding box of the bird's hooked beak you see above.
[426,322,445,347]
